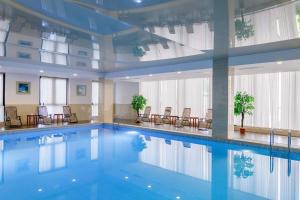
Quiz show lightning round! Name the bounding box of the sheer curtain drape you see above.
[234,71,300,130]
[140,77,212,118]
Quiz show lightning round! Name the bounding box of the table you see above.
[53,114,64,123]
[189,117,199,128]
[27,115,39,126]
[151,114,178,125]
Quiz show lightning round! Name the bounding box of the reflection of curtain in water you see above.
[228,150,300,199]
[234,71,300,130]
[39,137,66,172]
[139,136,211,181]
[91,129,99,160]
[0,140,3,183]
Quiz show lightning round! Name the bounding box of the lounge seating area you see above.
[138,106,213,130]
[4,105,78,129]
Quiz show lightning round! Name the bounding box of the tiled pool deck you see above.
[0,120,299,152]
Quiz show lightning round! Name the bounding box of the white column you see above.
[212,0,234,138]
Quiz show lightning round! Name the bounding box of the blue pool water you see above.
[0,124,299,200]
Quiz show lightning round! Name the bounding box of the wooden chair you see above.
[4,106,22,127]
[63,106,78,123]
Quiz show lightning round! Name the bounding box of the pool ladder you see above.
[113,118,120,129]
[269,129,292,176]
[269,129,292,151]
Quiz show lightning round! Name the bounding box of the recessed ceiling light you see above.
[39,70,44,73]
[177,71,182,74]
[134,0,142,3]
[73,73,78,77]
[126,76,130,79]
[277,61,283,65]
[149,74,153,77]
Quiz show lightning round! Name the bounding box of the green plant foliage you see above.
[131,95,147,116]
[234,153,255,179]
[132,46,146,57]
[235,18,255,41]
[234,91,255,127]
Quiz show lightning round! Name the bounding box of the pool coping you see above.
[114,122,300,154]
[0,121,299,153]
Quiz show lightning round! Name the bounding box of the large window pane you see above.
[40,77,67,114]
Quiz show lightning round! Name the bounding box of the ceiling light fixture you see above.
[73,73,78,77]
[177,71,182,74]
[39,70,44,73]
[277,61,283,65]
[149,74,153,77]
[126,76,130,79]
[134,0,142,3]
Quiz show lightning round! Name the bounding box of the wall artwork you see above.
[16,82,31,94]
[76,85,87,96]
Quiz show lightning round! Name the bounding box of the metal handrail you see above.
[269,129,275,147]
[288,130,292,151]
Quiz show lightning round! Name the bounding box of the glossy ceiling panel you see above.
[76,0,172,11]
[0,0,299,74]
[10,0,132,35]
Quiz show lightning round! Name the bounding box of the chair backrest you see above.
[206,109,212,120]
[182,108,191,120]
[63,106,71,116]
[5,106,17,120]
[164,107,172,117]
[143,106,151,117]
[38,106,48,117]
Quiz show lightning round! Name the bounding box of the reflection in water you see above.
[91,129,99,160]
[0,127,299,199]
[39,135,66,173]
[139,135,212,181]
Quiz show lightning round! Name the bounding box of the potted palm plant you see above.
[131,95,147,123]
[234,91,255,134]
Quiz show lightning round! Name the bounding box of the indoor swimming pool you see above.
[0,124,298,200]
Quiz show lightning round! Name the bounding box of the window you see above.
[92,81,99,117]
[40,77,67,114]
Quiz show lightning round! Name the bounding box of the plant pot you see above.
[136,117,142,124]
[240,128,246,134]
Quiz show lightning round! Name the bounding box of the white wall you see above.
[68,79,92,104]
[114,81,139,104]
[5,73,40,105]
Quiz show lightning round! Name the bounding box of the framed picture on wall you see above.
[16,82,31,94]
[76,85,87,96]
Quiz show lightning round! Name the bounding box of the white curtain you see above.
[140,77,212,118]
[0,74,4,122]
[40,77,67,114]
[234,71,300,130]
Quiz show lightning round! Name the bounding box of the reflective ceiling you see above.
[0,0,298,73]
